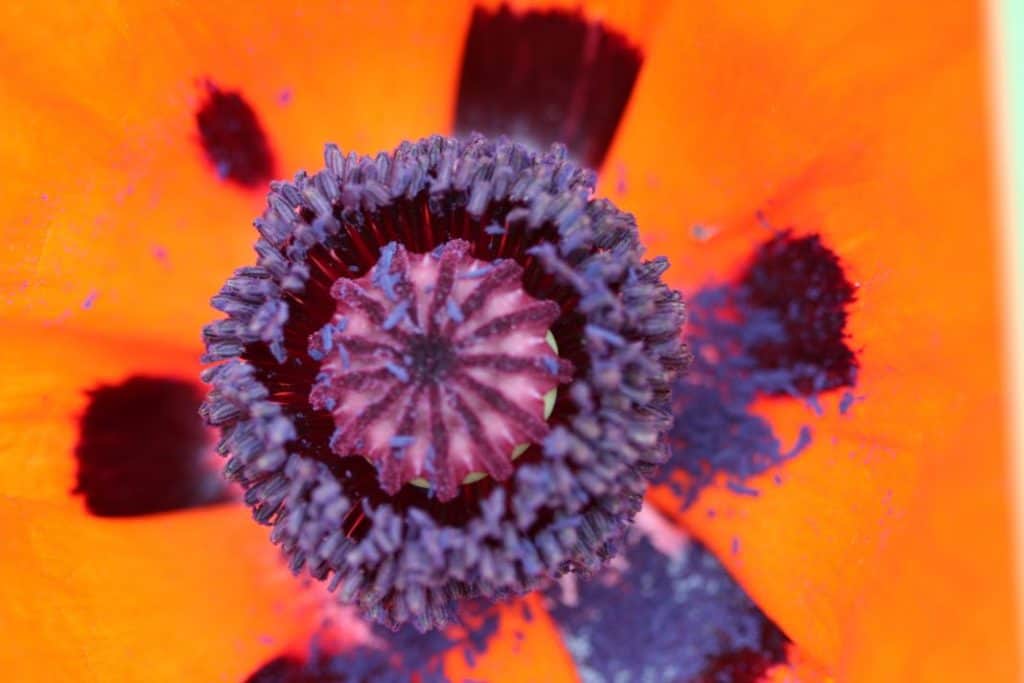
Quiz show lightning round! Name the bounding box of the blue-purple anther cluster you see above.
[664,231,858,505]
[200,135,687,631]
[546,533,788,683]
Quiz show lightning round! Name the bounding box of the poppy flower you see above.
[1,1,1017,682]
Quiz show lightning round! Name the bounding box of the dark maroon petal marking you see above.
[455,4,643,169]
[740,229,858,395]
[201,135,686,631]
[196,81,275,188]
[73,376,229,517]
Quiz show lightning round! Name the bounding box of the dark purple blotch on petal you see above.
[73,376,230,517]
[196,81,276,188]
[662,230,857,504]
[740,230,857,394]
[546,534,788,683]
[455,4,642,169]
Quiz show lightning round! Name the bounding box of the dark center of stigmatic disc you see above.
[201,135,687,632]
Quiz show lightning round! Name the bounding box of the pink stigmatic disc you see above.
[309,239,573,501]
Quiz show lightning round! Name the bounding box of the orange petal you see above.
[0,1,472,350]
[442,593,579,683]
[0,497,315,682]
[613,0,1017,678]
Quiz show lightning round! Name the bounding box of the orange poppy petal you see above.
[611,0,1017,678]
[0,497,315,682]
[0,0,472,350]
[442,593,578,683]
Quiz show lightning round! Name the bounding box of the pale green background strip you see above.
[991,0,1024,660]
[1006,0,1024,294]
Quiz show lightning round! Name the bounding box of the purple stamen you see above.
[200,135,686,631]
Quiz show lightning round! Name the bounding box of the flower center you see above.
[201,135,688,632]
[308,239,570,501]
[405,333,456,382]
